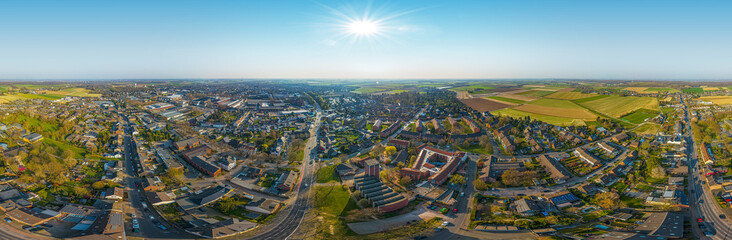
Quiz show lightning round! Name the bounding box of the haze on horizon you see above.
[2,0,732,80]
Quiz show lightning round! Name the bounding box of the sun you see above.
[348,20,380,35]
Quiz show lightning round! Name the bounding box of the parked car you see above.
[131,213,136,218]
[435,226,443,231]
[152,219,161,225]
[133,224,140,229]
[453,208,458,213]
[4,218,11,223]
[157,225,167,230]
[132,219,138,224]
[721,214,726,219]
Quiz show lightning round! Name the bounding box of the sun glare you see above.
[348,20,380,35]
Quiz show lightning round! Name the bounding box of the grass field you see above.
[0,87,100,104]
[351,87,387,94]
[631,123,660,135]
[516,90,555,98]
[700,96,732,105]
[621,109,659,124]
[577,95,658,118]
[545,91,598,100]
[314,185,358,216]
[486,96,525,104]
[493,108,586,126]
[316,165,339,183]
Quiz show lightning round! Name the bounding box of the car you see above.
[4,218,11,223]
[131,213,136,218]
[132,224,140,229]
[442,221,449,226]
[157,225,167,230]
[705,231,715,237]
[42,224,53,228]
[22,225,33,230]
[721,214,726,219]
[413,236,427,240]
[453,208,458,213]
[435,226,443,231]
[132,219,139,224]
[699,224,707,229]
[700,199,704,204]
[460,192,464,197]
[149,215,155,220]
[133,228,140,232]
[698,218,704,223]
[152,219,161,225]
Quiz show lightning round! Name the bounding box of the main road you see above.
[246,101,322,240]
[684,95,732,240]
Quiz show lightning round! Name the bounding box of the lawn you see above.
[545,91,599,100]
[316,165,340,183]
[620,195,645,208]
[621,109,659,124]
[455,144,492,155]
[314,185,358,216]
[493,108,586,126]
[42,138,87,158]
[631,123,660,135]
[577,95,658,118]
[486,96,525,104]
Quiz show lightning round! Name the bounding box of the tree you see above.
[92,181,107,189]
[384,146,397,157]
[594,192,623,209]
[474,179,489,191]
[358,199,371,208]
[448,174,466,185]
[399,175,413,186]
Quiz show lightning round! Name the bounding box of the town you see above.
[0,80,727,240]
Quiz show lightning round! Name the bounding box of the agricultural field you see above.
[577,95,658,118]
[700,96,732,105]
[451,83,496,94]
[513,99,597,120]
[43,88,101,97]
[623,87,679,93]
[682,87,704,94]
[492,108,587,126]
[517,90,555,98]
[545,91,598,100]
[621,109,659,124]
[460,98,512,112]
[486,96,525,104]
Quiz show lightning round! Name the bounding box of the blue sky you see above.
[1,0,732,79]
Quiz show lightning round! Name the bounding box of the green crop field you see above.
[513,98,597,120]
[682,87,704,94]
[577,95,658,118]
[486,96,525,104]
[643,87,679,93]
[493,108,586,126]
[621,109,659,124]
[516,90,554,98]
[545,91,598,100]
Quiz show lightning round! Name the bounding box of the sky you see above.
[1,0,732,80]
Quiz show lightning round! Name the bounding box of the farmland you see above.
[621,109,659,124]
[513,99,597,120]
[545,91,598,100]
[577,95,658,118]
[492,108,587,126]
[700,96,732,105]
[623,87,679,93]
[682,87,704,94]
[516,90,555,98]
[460,98,512,112]
[486,96,525,104]
[451,84,496,94]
